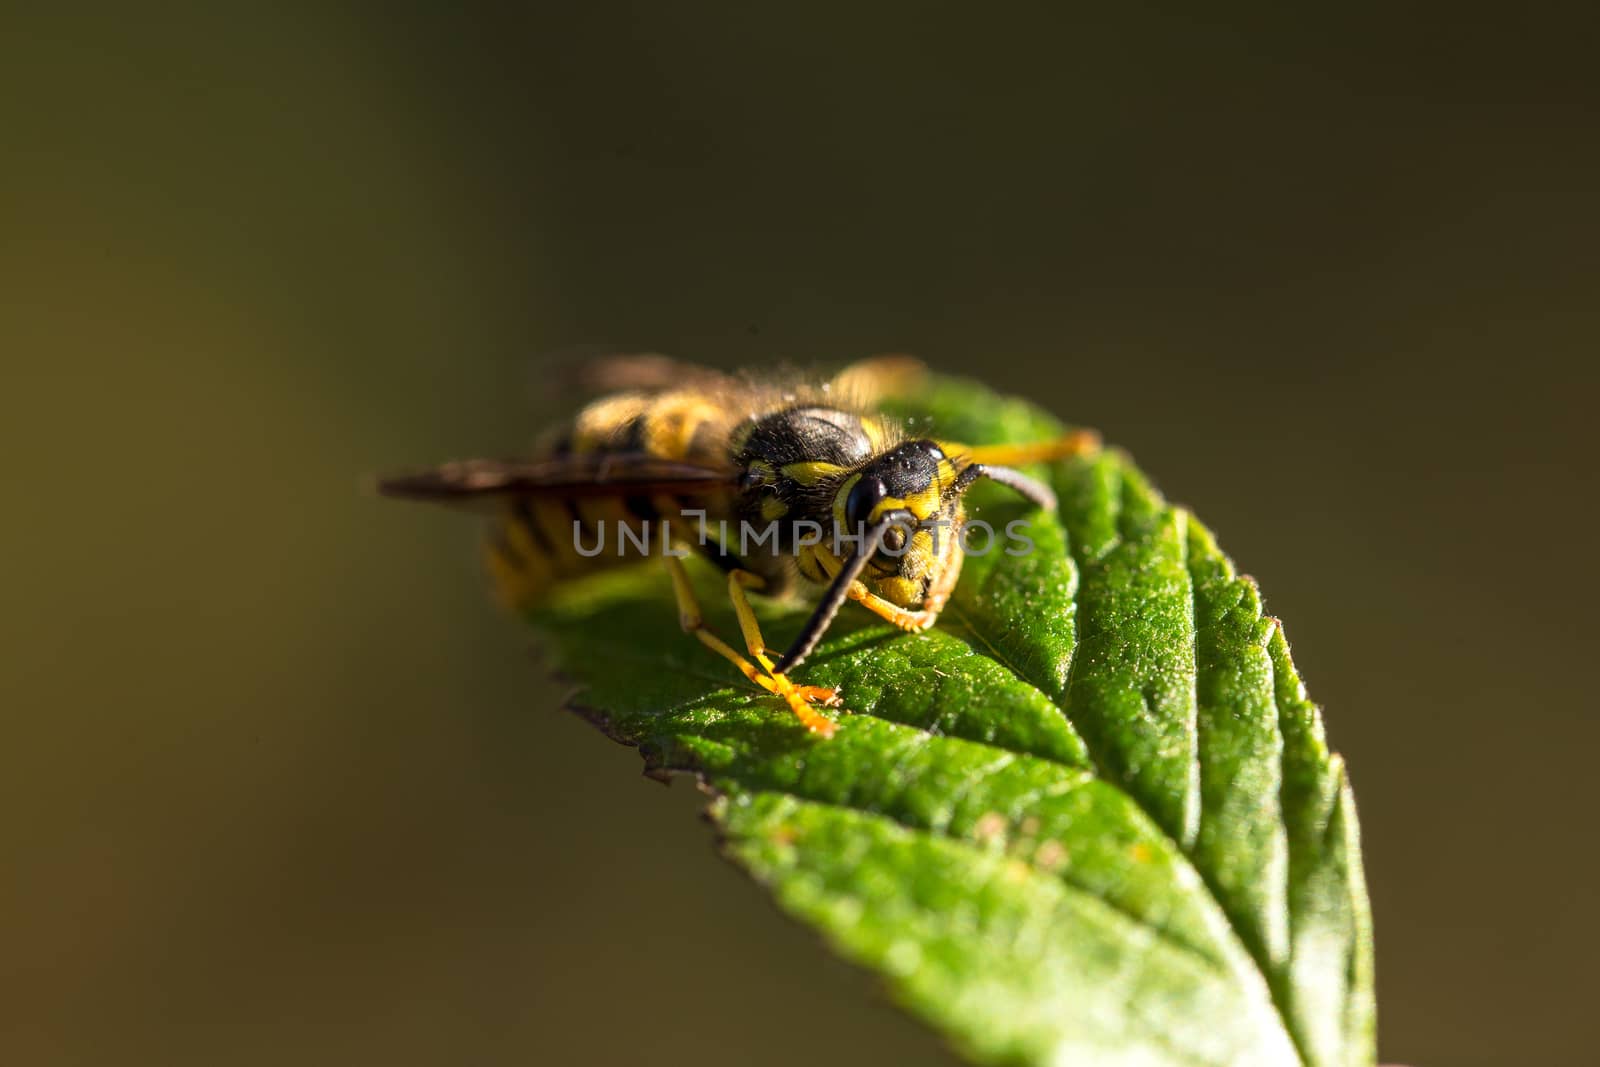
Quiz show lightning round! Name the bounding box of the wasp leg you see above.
[799,543,948,645]
[914,539,964,619]
[726,570,843,729]
[805,546,935,631]
[849,587,939,631]
[832,537,966,637]
[946,429,1101,467]
[664,557,839,737]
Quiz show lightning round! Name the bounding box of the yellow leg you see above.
[849,585,940,632]
[731,574,842,701]
[727,571,775,663]
[664,558,840,736]
[916,539,964,618]
[811,543,941,632]
[948,429,1101,467]
[846,538,965,633]
[819,527,966,637]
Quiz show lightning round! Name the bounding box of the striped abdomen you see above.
[486,389,739,608]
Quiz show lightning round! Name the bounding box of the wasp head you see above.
[836,438,973,608]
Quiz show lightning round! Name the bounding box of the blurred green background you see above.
[3,5,1595,1065]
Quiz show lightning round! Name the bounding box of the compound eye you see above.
[920,440,944,461]
[845,476,887,529]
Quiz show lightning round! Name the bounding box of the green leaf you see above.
[531,375,1374,1067]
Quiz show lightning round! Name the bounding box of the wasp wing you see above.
[564,353,741,396]
[377,454,739,504]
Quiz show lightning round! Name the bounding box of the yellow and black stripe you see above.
[485,389,742,607]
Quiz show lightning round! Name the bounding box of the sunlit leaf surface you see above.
[533,375,1374,1067]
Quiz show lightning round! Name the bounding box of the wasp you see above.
[381,356,1098,737]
